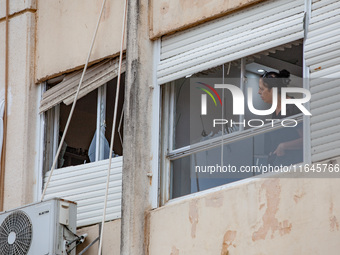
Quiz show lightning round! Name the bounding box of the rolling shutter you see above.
[39,58,126,113]
[305,0,340,162]
[43,157,122,227]
[157,0,305,85]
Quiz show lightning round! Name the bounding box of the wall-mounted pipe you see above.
[0,0,9,211]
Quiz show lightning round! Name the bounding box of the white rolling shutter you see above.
[43,157,122,227]
[305,0,340,162]
[39,58,126,113]
[157,0,305,85]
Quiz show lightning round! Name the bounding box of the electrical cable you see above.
[41,0,109,201]
[97,0,128,253]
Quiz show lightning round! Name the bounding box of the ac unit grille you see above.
[0,210,33,255]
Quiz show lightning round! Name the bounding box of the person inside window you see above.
[258,69,303,166]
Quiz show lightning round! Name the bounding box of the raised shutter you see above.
[43,157,122,227]
[157,0,305,85]
[305,0,340,162]
[39,58,126,113]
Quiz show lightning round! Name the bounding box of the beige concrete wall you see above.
[76,220,121,255]
[150,0,265,39]
[149,170,340,254]
[35,0,126,82]
[0,8,39,209]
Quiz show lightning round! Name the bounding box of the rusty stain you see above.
[314,66,322,71]
[293,190,306,203]
[329,202,339,232]
[189,200,199,238]
[330,216,339,232]
[144,211,151,254]
[221,230,237,255]
[252,179,292,241]
[279,220,292,235]
[205,192,224,208]
[170,246,179,255]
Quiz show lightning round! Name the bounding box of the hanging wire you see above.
[97,0,128,253]
[221,64,225,168]
[41,0,109,201]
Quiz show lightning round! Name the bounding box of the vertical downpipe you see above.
[0,0,9,211]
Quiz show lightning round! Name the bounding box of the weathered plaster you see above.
[0,0,36,20]
[0,12,39,210]
[120,0,154,254]
[35,0,126,82]
[150,0,266,39]
[76,220,121,255]
[149,173,340,254]
[221,230,237,255]
[252,179,292,241]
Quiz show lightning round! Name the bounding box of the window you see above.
[161,43,305,201]
[43,75,124,173]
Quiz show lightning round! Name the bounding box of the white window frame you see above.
[37,81,125,226]
[160,52,309,205]
[43,82,121,171]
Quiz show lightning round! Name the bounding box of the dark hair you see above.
[261,69,290,94]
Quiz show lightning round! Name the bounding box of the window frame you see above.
[39,70,125,198]
[160,54,308,205]
[44,83,112,170]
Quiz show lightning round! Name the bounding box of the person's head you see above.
[258,69,290,104]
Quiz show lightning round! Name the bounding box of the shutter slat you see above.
[161,4,303,59]
[312,132,340,147]
[312,126,340,140]
[311,0,340,18]
[158,32,303,85]
[44,157,122,227]
[311,118,340,132]
[312,149,340,164]
[40,58,125,113]
[306,48,340,68]
[305,28,340,52]
[157,0,304,85]
[311,101,340,116]
[159,13,303,67]
[310,85,340,105]
[310,78,338,92]
[305,41,340,60]
[311,93,340,110]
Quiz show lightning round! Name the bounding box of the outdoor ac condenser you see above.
[0,198,77,255]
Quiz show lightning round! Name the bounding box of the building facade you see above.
[0,0,340,254]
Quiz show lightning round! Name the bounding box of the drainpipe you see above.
[0,0,9,211]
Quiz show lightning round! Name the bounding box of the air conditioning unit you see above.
[0,198,77,255]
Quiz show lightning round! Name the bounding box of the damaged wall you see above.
[35,0,126,82]
[150,0,266,39]
[149,164,340,254]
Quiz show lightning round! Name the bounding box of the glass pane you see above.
[105,74,125,158]
[173,63,241,149]
[171,123,303,199]
[59,89,97,167]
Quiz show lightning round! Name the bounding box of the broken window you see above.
[41,59,125,174]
